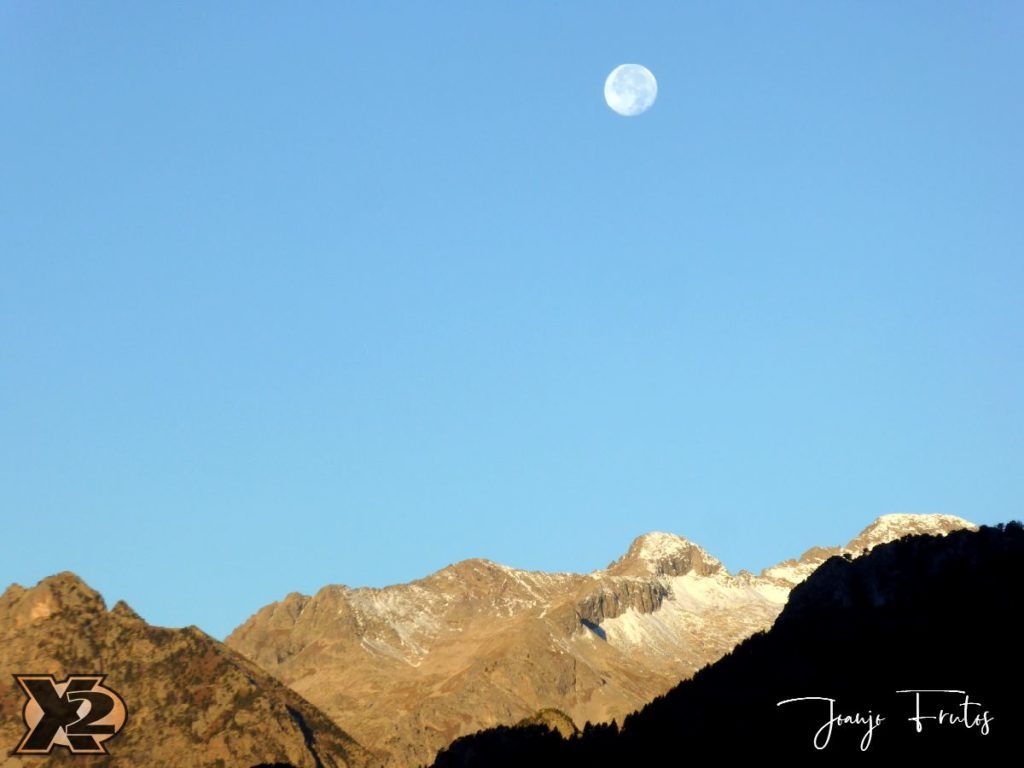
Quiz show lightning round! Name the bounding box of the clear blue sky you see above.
[2,2,1021,639]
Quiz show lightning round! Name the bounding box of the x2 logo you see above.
[13,674,127,754]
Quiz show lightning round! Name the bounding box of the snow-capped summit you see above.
[630,531,692,557]
[760,513,976,587]
[607,531,724,578]
[846,513,977,554]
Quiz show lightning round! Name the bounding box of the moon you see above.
[604,64,657,116]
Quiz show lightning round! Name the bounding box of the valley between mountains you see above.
[225,513,973,767]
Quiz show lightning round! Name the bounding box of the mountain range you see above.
[225,513,973,766]
[432,521,1024,764]
[0,513,979,766]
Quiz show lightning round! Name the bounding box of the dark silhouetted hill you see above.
[431,523,1024,765]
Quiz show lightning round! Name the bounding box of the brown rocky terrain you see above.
[514,709,578,739]
[0,573,381,768]
[226,513,973,767]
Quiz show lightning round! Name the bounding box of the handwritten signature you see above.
[776,690,993,751]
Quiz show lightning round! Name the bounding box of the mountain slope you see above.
[0,573,381,768]
[227,514,972,766]
[432,522,1024,765]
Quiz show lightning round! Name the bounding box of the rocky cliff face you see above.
[226,514,973,767]
[0,573,380,768]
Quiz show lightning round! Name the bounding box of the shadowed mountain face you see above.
[226,514,972,766]
[431,522,1024,765]
[0,574,381,768]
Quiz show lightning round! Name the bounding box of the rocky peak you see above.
[606,532,724,578]
[435,558,519,584]
[110,599,144,622]
[0,570,109,628]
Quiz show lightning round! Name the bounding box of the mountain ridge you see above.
[227,513,974,767]
[0,572,381,768]
[431,521,1024,765]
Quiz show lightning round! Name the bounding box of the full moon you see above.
[604,64,657,116]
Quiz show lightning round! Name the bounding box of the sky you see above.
[2,2,1022,639]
